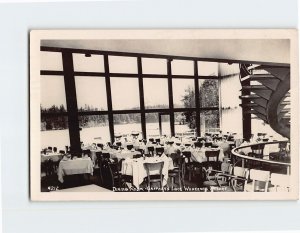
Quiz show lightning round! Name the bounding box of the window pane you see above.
[146,113,171,138]
[111,78,140,110]
[79,115,110,144]
[109,56,137,73]
[142,58,167,74]
[171,60,194,75]
[175,111,196,137]
[197,61,218,76]
[40,75,67,111]
[113,114,142,139]
[173,79,195,108]
[73,53,104,72]
[41,115,70,151]
[75,76,107,111]
[41,51,63,71]
[200,110,220,135]
[199,79,219,108]
[144,78,169,109]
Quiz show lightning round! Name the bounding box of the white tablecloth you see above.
[57,158,93,183]
[41,153,63,163]
[111,150,140,160]
[183,148,225,163]
[121,155,174,188]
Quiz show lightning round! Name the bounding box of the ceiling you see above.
[41,39,290,65]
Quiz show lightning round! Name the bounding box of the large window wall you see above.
[40,47,221,152]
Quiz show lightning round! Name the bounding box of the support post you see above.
[62,51,81,155]
[104,55,115,143]
[167,59,175,136]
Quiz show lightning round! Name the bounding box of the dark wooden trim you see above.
[104,55,114,143]
[240,64,252,141]
[61,51,81,155]
[158,114,162,136]
[77,111,109,116]
[111,109,141,114]
[40,70,220,80]
[41,70,64,76]
[138,57,146,139]
[167,59,175,136]
[41,46,290,67]
[194,61,201,137]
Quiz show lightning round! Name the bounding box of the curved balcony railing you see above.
[231,140,291,174]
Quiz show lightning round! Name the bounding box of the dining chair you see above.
[204,142,212,148]
[137,148,144,155]
[197,137,206,142]
[168,155,185,190]
[127,144,134,150]
[194,142,203,148]
[249,144,265,158]
[116,142,122,147]
[118,158,135,189]
[227,166,250,192]
[102,158,122,190]
[202,161,233,191]
[147,146,155,156]
[45,159,55,176]
[247,144,265,169]
[156,147,165,156]
[244,169,270,192]
[204,150,221,170]
[133,153,142,159]
[95,151,104,184]
[269,141,289,162]
[227,136,234,142]
[143,161,164,191]
[182,151,194,181]
[97,143,104,149]
[268,173,290,192]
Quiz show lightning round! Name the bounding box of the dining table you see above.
[182,147,225,163]
[57,157,94,183]
[41,152,63,163]
[121,154,174,189]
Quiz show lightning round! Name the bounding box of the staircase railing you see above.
[231,140,291,174]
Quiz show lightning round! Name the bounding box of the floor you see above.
[41,168,204,192]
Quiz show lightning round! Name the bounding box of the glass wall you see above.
[199,79,219,108]
[40,75,69,151]
[111,77,140,110]
[145,113,171,138]
[40,49,221,150]
[73,54,104,72]
[173,79,195,108]
[175,111,196,137]
[79,115,110,144]
[200,110,220,135]
[75,76,107,111]
[143,78,169,109]
[113,113,142,139]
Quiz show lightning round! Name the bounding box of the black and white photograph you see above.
[30,29,298,200]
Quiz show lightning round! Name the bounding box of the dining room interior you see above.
[39,39,291,193]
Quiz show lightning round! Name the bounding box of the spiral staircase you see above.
[239,64,290,139]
